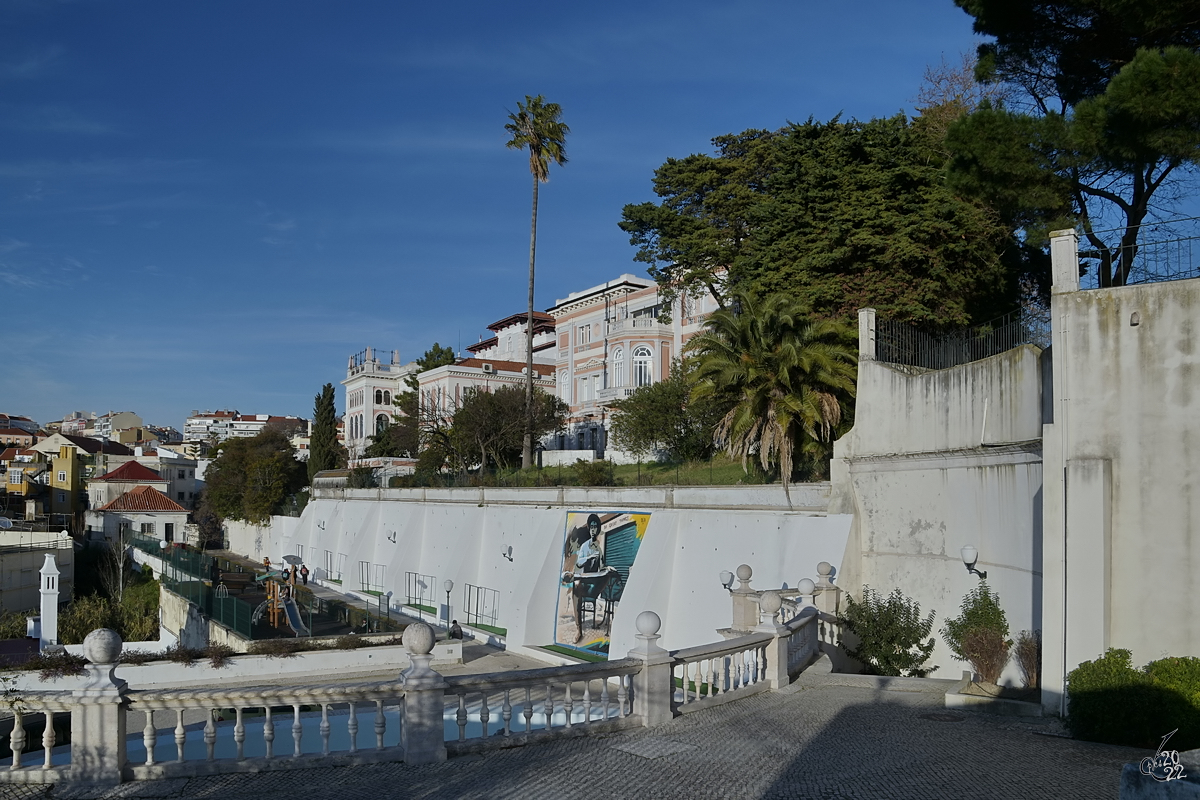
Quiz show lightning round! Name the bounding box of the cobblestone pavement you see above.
[0,678,1144,800]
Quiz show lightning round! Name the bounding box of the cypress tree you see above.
[308,383,339,483]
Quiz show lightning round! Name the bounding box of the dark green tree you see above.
[308,383,341,483]
[948,0,1200,287]
[403,343,457,390]
[621,115,1021,328]
[506,95,570,469]
[451,385,566,470]
[206,429,307,524]
[609,360,721,462]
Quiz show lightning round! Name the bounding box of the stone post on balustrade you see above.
[813,561,840,617]
[70,629,129,786]
[399,622,447,764]
[628,611,674,727]
[729,564,758,632]
[755,591,790,690]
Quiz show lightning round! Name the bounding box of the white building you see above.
[341,347,418,459]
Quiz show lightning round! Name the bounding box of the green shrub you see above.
[838,587,937,677]
[961,628,1010,684]
[570,459,617,487]
[0,609,33,640]
[204,643,236,668]
[1067,649,1200,750]
[119,649,158,665]
[941,581,1011,677]
[164,644,204,666]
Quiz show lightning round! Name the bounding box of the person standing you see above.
[300,564,309,585]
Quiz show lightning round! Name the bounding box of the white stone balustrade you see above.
[2,588,833,789]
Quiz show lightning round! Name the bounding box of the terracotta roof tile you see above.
[94,461,164,483]
[99,485,186,512]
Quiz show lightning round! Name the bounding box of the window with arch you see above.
[383,390,391,405]
[611,348,624,388]
[376,414,389,435]
[374,389,383,405]
[633,346,653,387]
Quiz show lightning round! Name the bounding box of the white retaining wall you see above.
[830,343,1046,684]
[224,486,851,659]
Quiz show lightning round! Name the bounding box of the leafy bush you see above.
[838,587,937,677]
[248,638,305,658]
[0,609,32,640]
[25,650,87,681]
[164,644,204,666]
[204,643,236,668]
[570,459,617,487]
[1015,629,1041,689]
[1067,649,1200,750]
[941,581,1011,680]
[119,649,158,665]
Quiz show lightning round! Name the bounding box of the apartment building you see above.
[545,274,719,458]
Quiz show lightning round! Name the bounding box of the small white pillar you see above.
[629,611,674,727]
[39,553,60,650]
[1050,229,1079,294]
[858,308,877,361]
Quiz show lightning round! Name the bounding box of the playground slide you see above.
[282,596,310,637]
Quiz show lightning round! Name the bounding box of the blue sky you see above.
[1,0,982,429]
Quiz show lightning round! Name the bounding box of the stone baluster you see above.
[628,610,673,726]
[70,628,129,786]
[756,591,790,689]
[399,622,447,764]
[729,564,758,632]
[522,687,533,732]
[10,710,25,769]
[347,703,358,752]
[234,707,245,760]
[814,561,841,651]
[41,710,55,769]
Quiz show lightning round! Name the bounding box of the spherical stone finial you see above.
[635,610,661,637]
[797,578,816,596]
[82,628,122,665]
[735,564,753,582]
[817,562,832,577]
[759,591,782,614]
[402,622,435,656]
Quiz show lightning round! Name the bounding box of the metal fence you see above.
[875,307,1050,371]
[1080,216,1200,288]
[463,583,500,629]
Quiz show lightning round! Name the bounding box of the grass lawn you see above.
[540,644,609,663]
[607,453,771,486]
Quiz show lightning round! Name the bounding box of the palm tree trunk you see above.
[522,174,539,469]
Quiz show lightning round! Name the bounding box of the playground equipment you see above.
[251,570,310,637]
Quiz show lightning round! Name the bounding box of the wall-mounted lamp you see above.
[719,570,734,590]
[960,545,987,580]
[501,545,514,562]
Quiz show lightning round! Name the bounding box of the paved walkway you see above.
[1,673,1143,800]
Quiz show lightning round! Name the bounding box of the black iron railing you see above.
[875,307,1050,371]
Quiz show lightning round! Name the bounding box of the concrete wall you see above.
[1042,231,1200,714]
[830,344,1046,683]
[0,541,74,614]
[222,485,851,660]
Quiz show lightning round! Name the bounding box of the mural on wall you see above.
[554,510,650,657]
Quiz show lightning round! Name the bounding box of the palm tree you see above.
[686,293,856,499]
[505,95,570,469]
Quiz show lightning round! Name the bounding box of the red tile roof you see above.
[99,485,187,512]
[453,358,556,374]
[0,428,33,438]
[94,461,164,483]
[487,311,555,332]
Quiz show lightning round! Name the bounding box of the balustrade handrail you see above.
[672,631,772,663]
[783,606,819,632]
[443,657,641,694]
[129,680,404,709]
